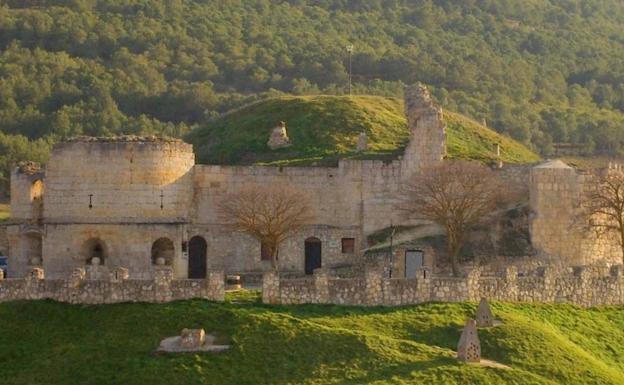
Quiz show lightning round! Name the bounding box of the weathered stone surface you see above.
[180,328,205,349]
[267,121,291,149]
[0,268,225,304]
[262,264,624,308]
[457,320,481,363]
[157,330,229,354]
[356,132,368,152]
[476,298,494,328]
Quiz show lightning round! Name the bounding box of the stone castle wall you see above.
[530,161,621,265]
[0,267,224,304]
[44,138,194,223]
[10,162,45,221]
[264,265,624,308]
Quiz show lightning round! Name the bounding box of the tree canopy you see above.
[1,0,624,197]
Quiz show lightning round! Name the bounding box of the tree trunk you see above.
[450,246,460,277]
[271,244,279,272]
[447,230,461,277]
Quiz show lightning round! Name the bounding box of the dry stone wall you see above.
[0,267,224,304]
[264,265,624,308]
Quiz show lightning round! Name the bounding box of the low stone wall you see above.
[263,265,624,308]
[0,267,225,304]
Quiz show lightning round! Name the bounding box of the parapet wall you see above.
[0,267,224,304]
[263,265,624,308]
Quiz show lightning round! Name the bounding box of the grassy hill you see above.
[1,293,623,385]
[187,96,539,167]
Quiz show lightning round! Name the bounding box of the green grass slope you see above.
[187,95,540,167]
[1,293,623,385]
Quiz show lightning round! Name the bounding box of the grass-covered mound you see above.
[1,292,622,385]
[187,96,540,167]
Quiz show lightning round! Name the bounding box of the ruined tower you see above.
[401,83,446,174]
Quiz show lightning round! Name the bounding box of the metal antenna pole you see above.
[346,44,354,95]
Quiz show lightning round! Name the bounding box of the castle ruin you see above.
[2,84,621,288]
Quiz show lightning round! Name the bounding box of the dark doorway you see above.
[405,250,424,279]
[304,237,322,275]
[188,236,207,279]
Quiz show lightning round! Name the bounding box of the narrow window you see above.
[341,238,355,254]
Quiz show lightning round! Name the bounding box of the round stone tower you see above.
[44,136,195,222]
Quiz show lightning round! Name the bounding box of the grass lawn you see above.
[1,291,623,385]
[187,95,539,167]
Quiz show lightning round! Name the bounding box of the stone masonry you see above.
[2,82,619,291]
[263,264,624,308]
[0,267,225,304]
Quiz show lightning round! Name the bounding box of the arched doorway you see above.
[31,180,44,220]
[23,232,43,265]
[82,238,107,265]
[304,237,322,275]
[151,237,174,265]
[188,236,207,279]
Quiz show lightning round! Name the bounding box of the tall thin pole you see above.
[346,44,354,95]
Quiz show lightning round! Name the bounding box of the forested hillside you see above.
[1,0,624,196]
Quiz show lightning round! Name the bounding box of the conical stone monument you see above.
[457,319,481,363]
[476,297,494,328]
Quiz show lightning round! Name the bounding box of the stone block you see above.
[180,328,206,349]
[27,267,44,280]
[110,267,130,283]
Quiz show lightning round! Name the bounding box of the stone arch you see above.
[151,237,174,266]
[304,237,322,275]
[82,238,107,266]
[31,179,44,220]
[22,230,43,266]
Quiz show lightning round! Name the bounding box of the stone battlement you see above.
[0,267,225,304]
[263,265,624,308]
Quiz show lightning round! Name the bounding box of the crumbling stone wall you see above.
[0,267,224,304]
[402,83,446,173]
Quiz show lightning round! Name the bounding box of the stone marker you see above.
[476,297,494,328]
[267,121,291,149]
[157,328,230,354]
[356,131,368,152]
[226,275,242,290]
[457,319,481,363]
[180,328,205,349]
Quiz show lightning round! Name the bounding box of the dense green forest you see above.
[1,0,624,197]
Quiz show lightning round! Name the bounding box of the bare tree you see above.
[581,168,624,264]
[398,161,514,276]
[218,184,313,271]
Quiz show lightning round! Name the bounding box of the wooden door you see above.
[304,237,322,275]
[188,236,207,279]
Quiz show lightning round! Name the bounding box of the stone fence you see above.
[263,265,624,308]
[0,266,225,304]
